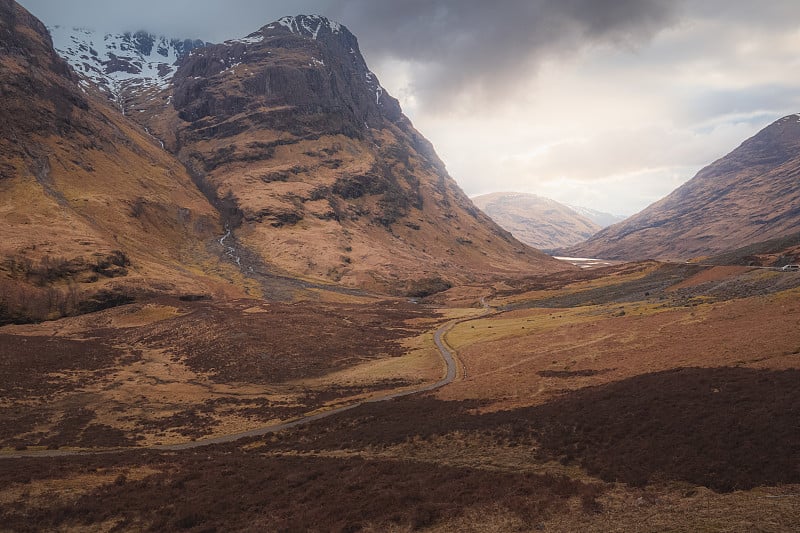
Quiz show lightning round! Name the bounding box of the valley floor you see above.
[1,261,799,531]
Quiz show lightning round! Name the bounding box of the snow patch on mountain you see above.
[227,33,264,45]
[274,15,341,40]
[48,26,205,112]
[364,71,384,106]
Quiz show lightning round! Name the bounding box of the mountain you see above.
[4,4,567,314]
[471,192,601,251]
[561,115,800,261]
[565,204,626,228]
[48,26,206,111]
[0,0,243,323]
[121,14,567,292]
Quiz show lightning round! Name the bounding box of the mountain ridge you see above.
[48,25,207,111]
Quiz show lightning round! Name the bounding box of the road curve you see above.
[0,319,462,459]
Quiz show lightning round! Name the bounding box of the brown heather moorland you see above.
[2,261,800,531]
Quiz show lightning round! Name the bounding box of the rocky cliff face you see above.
[173,16,402,135]
[472,192,602,251]
[140,15,566,291]
[0,0,84,146]
[562,115,800,261]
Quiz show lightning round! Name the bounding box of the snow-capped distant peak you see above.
[268,15,343,40]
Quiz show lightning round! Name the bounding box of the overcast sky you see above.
[18,0,800,215]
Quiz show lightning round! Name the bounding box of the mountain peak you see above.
[751,113,800,148]
[184,14,400,130]
[37,6,566,291]
[228,15,349,46]
[162,17,564,288]
[268,14,344,40]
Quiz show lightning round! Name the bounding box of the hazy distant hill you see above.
[472,192,601,250]
[565,204,626,228]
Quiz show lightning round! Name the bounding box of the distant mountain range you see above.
[472,193,615,251]
[561,115,800,261]
[564,204,627,229]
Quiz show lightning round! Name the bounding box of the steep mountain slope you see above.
[0,0,241,322]
[134,15,566,292]
[471,192,601,250]
[562,115,800,261]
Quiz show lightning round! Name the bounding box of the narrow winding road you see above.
[1,318,464,459]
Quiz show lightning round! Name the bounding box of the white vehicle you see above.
[781,264,800,271]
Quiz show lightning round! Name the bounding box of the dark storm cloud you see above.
[19,0,680,110]
[324,0,680,110]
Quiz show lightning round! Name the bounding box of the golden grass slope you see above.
[0,1,249,319]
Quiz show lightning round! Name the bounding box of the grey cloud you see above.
[20,0,681,112]
[688,0,800,28]
[19,1,797,120]
[18,0,312,41]
[686,86,800,126]
[325,0,681,112]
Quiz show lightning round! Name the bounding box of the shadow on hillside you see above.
[262,367,800,492]
[3,367,797,530]
[1,450,601,532]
